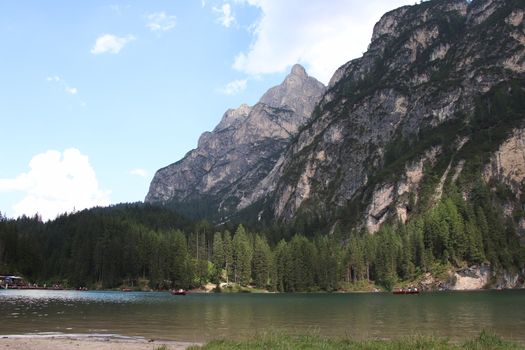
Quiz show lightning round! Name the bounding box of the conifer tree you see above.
[252,235,272,289]
[212,232,224,281]
[233,225,252,285]
[223,230,233,284]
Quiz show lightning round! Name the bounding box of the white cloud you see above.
[214,3,235,28]
[130,168,149,178]
[46,75,79,95]
[65,87,78,95]
[91,34,135,55]
[0,149,111,221]
[219,79,247,95]
[232,0,413,84]
[146,12,177,32]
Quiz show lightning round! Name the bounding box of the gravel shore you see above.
[0,335,199,350]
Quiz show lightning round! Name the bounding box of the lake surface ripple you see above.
[0,289,524,343]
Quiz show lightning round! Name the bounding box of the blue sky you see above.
[0,0,412,220]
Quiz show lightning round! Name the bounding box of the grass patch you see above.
[217,283,268,293]
[340,280,382,292]
[187,331,524,350]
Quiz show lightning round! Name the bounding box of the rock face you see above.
[145,64,325,219]
[417,265,524,291]
[241,0,525,227]
[484,128,525,194]
[449,265,491,290]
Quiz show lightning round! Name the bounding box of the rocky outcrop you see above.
[417,265,524,291]
[365,147,440,233]
[484,128,525,194]
[448,265,525,290]
[449,265,491,290]
[145,65,325,218]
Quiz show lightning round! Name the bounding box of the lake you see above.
[0,289,524,343]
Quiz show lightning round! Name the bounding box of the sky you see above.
[0,0,413,221]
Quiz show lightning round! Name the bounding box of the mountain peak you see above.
[290,64,307,78]
[259,64,325,114]
[145,62,325,211]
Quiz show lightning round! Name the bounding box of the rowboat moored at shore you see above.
[393,288,419,295]
[170,289,187,296]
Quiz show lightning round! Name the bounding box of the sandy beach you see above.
[0,335,200,350]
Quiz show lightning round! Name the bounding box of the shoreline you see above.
[2,331,522,350]
[0,334,200,350]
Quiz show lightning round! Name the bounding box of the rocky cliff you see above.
[239,0,525,231]
[145,64,325,220]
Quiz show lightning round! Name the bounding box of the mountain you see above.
[148,0,524,236]
[237,0,525,232]
[146,64,325,220]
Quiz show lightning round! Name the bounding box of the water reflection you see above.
[0,290,524,343]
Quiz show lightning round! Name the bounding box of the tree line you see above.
[0,183,523,291]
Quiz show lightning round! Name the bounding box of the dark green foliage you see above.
[212,232,224,283]
[223,231,233,283]
[316,235,341,291]
[232,225,252,285]
[0,204,196,289]
[252,235,273,289]
[0,184,523,291]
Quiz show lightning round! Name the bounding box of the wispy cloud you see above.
[213,3,235,28]
[91,34,135,55]
[109,4,121,14]
[129,168,149,178]
[145,12,177,32]
[109,4,125,15]
[0,149,111,221]
[65,87,78,95]
[232,0,414,83]
[219,79,247,95]
[46,76,78,95]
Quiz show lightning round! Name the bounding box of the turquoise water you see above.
[0,289,524,343]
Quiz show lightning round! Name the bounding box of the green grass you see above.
[339,280,382,292]
[187,331,524,350]
[217,283,269,293]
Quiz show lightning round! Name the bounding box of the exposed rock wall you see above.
[484,128,525,194]
[449,265,491,290]
[418,265,523,291]
[365,147,440,233]
[258,0,525,224]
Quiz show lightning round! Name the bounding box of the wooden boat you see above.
[170,289,187,296]
[393,288,419,295]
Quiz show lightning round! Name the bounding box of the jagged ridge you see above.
[145,64,325,220]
